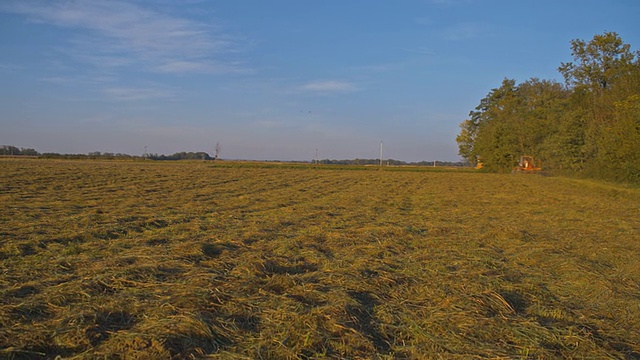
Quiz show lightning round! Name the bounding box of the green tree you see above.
[456,119,478,165]
[559,32,636,91]
[457,78,566,172]
[458,32,639,183]
[538,92,588,173]
[457,78,520,172]
[558,32,639,182]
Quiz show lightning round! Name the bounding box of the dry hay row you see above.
[1,159,639,359]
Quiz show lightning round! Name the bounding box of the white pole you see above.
[380,141,383,166]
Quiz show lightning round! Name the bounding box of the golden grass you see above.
[1,158,639,359]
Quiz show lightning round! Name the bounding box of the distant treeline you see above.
[146,152,213,161]
[316,159,466,167]
[1,145,39,156]
[1,146,464,166]
[0,147,213,161]
[457,32,640,183]
[44,152,139,160]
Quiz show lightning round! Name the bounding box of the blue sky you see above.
[1,0,638,162]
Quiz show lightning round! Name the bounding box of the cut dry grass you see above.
[1,159,639,359]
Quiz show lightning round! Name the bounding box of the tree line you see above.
[457,32,640,183]
[0,145,39,156]
[317,158,465,166]
[0,147,215,161]
[146,152,213,161]
[1,145,464,166]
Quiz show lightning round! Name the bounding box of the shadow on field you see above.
[85,311,137,346]
[261,258,318,275]
[346,291,391,353]
[226,314,261,332]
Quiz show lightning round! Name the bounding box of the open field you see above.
[1,159,639,359]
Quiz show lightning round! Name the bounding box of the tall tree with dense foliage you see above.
[458,32,640,183]
[558,32,636,91]
[558,31,640,182]
[457,78,566,172]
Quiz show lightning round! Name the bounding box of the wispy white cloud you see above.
[298,80,358,93]
[156,61,215,73]
[439,22,484,41]
[39,76,77,85]
[103,86,176,101]
[2,0,244,74]
[0,63,22,72]
[39,74,115,85]
[155,60,250,74]
[349,63,399,73]
[400,46,435,55]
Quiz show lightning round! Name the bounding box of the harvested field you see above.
[1,159,639,359]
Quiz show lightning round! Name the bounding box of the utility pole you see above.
[214,142,221,160]
[380,141,383,166]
